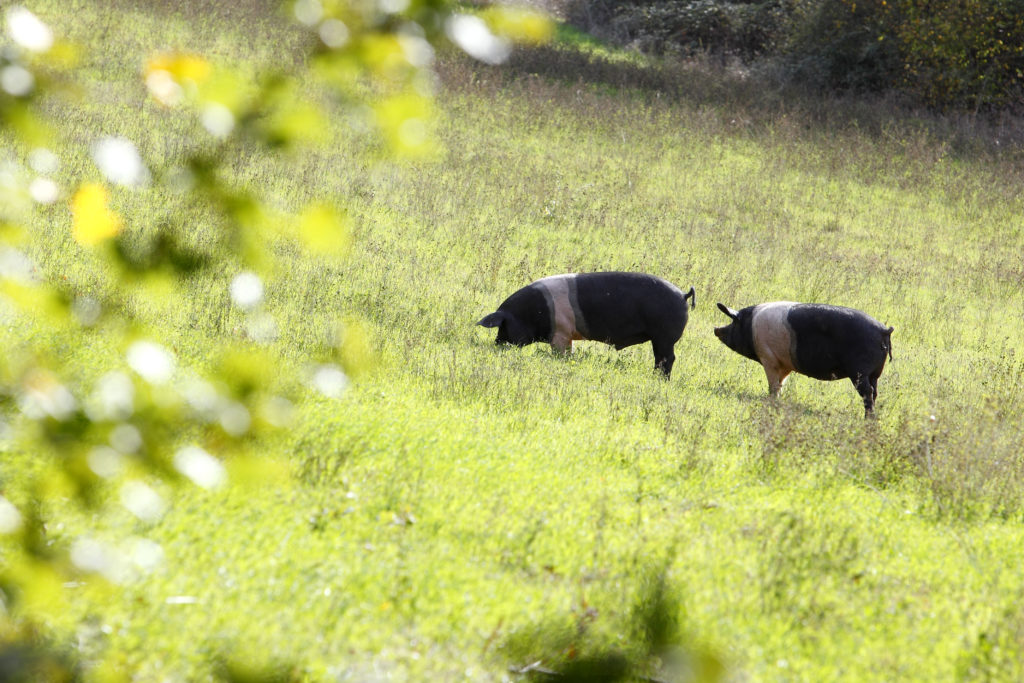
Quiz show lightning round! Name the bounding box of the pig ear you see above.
[717,303,738,319]
[477,311,507,328]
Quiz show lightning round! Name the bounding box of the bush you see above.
[782,0,1024,108]
[781,0,903,92]
[566,0,1024,109]
[893,0,1024,109]
[566,0,791,59]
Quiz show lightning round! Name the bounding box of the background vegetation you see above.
[564,0,1024,109]
[2,0,1024,680]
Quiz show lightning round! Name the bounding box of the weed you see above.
[913,411,1024,522]
[502,565,723,683]
[957,594,1024,682]
[757,510,863,616]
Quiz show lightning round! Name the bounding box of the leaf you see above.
[297,203,351,260]
[482,6,554,45]
[3,557,67,619]
[198,69,250,116]
[0,280,67,322]
[145,53,211,85]
[372,93,435,156]
[263,100,329,148]
[360,33,411,80]
[1,100,55,147]
[226,455,290,488]
[71,183,121,246]
[45,39,81,69]
[145,53,214,106]
[219,347,275,398]
[335,317,376,376]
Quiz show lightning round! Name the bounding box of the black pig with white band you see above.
[478,272,695,378]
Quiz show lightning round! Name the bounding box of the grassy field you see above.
[6,0,1024,680]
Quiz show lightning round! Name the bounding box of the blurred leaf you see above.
[3,557,67,620]
[336,317,376,376]
[372,93,435,156]
[226,455,290,488]
[112,222,211,277]
[0,221,29,244]
[557,652,630,682]
[218,348,276,399]
[145,53,211,85]
[360,33,413,81]
[482,6,554,45]
[144,53,214,106]
[0,636,81,683]
[310,49,363,94]
[296,203,351,259]
[1,100,54,147]
[87,658,129,683]
[136,270,176,308]
[198,69,250,115]
[71,183,121,246]
[224,192,274,271]
[35,461,85,503]
[262,99,329,148]
[213,654,300,683]
[0,281,67,323]
[44,39,82,69]
[633,569,681,653]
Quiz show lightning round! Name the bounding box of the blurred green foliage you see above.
[0,0,550,678]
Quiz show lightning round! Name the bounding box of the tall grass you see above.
[6,1,1024,679]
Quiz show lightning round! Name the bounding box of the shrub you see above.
[566,0,792,59]
[892,0,1024,110]
[566,0,1024,109]
[957,595,1024,681]
[782,0,1024,108]
[780,0,903,92]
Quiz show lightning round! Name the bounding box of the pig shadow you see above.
[706,384,820,416]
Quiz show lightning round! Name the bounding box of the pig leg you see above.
[852,373,875,417]
[651,339,675,378]
[547,293,584,354]
[550,333,573,353]
[761,361,791,398]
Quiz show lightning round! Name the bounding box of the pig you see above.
[477,272,696,378]
[714,301,894,416]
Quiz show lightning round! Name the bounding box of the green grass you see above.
[4,0,1024,680]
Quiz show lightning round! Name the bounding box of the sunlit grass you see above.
[4,0,1024,680]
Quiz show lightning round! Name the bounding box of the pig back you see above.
[787,304,890,380]
[573,272,688,346]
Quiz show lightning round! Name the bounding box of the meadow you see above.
[5,0,1024,680]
